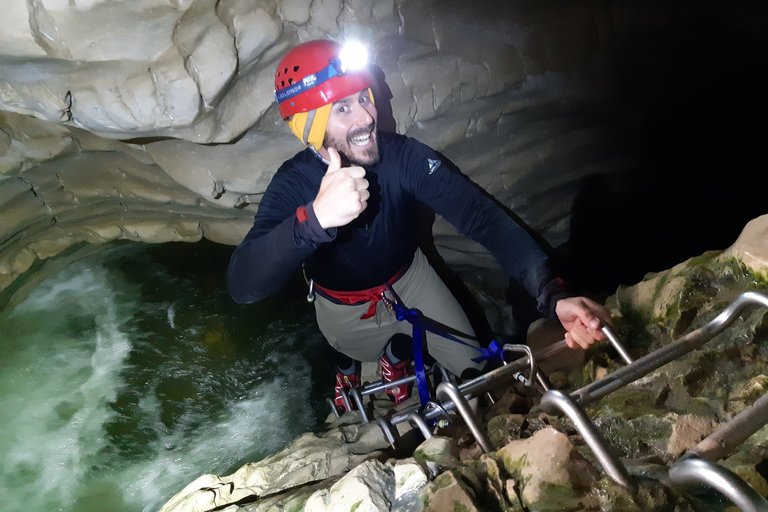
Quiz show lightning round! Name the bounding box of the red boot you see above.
[379,355,413,404]
[334,371,361,412]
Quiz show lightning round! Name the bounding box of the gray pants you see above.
[314,249,485,377]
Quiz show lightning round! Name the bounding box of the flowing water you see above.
[0,241,333,512]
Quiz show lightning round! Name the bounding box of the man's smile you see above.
[349,124,375,147]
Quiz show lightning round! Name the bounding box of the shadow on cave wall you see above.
[560,13,768,294]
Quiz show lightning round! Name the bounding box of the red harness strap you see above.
[314,266,408,320]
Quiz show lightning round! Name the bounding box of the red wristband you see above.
[296,206,308,223]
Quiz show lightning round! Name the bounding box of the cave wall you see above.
[1,0,767,307]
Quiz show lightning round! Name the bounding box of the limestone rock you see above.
[412,436,461,477]
[721,214,768,278]
[173,0,238,106]
[304,460,394,512]
[729,375,768,408]
[159,422,390,512]
[145,129,297,209]
[486,414,526,450]
[423,470,478,512]
[476,454,524,512]
[0,111,77,174]
[720,450,768,497]
[665,413,717,459]
[215,0,281,68]
[495,426,598,511]
[159,474,256,512]
[392,459,428,500]
[230,423,389,496]
[590,477,677,512]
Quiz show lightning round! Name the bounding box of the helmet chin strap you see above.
[288,103,332,151]
[309,145,330,165]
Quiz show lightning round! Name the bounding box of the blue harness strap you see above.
[389,301,504,407]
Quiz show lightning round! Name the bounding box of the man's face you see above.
[322,89,379,167]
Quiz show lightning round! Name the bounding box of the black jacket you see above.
[228,132,566,316]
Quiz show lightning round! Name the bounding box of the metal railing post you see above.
[572,292,768,407]
[540,390,634,489]
[436,382,491,453]
[669,457,768,512]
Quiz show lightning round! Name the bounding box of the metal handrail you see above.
[436,382,491,453]
[688,392,768,463]
[331,364,449,420]
[501,344,536,386]
[376,417,398,448]
[571,292,768,407]
[407,411,433,440]
[349,387,368,422]
[388,325,634,445]
[540,390,634,488]
[603,325,633,364]
[669,457,768,512]
[388,342,566,428]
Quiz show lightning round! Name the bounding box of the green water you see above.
[0,241,333,512]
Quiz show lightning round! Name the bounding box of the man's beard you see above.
[324,123,380,167]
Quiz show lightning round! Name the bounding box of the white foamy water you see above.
[0,245,321,512]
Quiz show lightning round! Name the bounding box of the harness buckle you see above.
[381,283,402,311]
[307,279,315,303]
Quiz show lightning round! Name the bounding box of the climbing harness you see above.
[379,283,504,408]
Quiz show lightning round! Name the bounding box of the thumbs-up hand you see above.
[313,147,370,229]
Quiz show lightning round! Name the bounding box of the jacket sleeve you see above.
[404,140,572,318]
[227,174,335,304]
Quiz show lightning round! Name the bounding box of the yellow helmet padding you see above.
[286,88,375,151]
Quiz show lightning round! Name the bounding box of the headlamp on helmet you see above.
[274,40,374,120]
[337,41,368,73]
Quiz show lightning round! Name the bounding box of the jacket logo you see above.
[428,158,441,174]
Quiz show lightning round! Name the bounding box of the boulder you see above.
[495,426,598,511]
[159,422,390,512]
[392,459,429,501]
[665,413,718,459]
[304,460,394,512]
[721,214,768,278]
[412,436,462,478]
[422,470,478,512]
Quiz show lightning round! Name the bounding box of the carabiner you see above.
[306,279,315,303]
[381,283,403,310]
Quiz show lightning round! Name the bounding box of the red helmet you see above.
[275,40,374,120]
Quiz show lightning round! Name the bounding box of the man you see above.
[228,40,609,410]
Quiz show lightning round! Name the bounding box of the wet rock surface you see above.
[158,218,768,511]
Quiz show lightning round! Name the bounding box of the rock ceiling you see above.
[1,0,767,307]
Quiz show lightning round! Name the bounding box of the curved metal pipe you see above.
[689,392,768,463]
[669,457,768,512]
[436,382,491,453]
[327,398,341,418]
[376,417,398,448]
[339,387,353,414]
[502,344,535,386]
[407,411,433,440]
[602,325,633,364]
[436,363,453,386]
[540,390,634,489]
[535,369,551,392]
[572,292,768,407]
[424,401,451,424]
[348,387,369,423]
[389,341,570,427]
